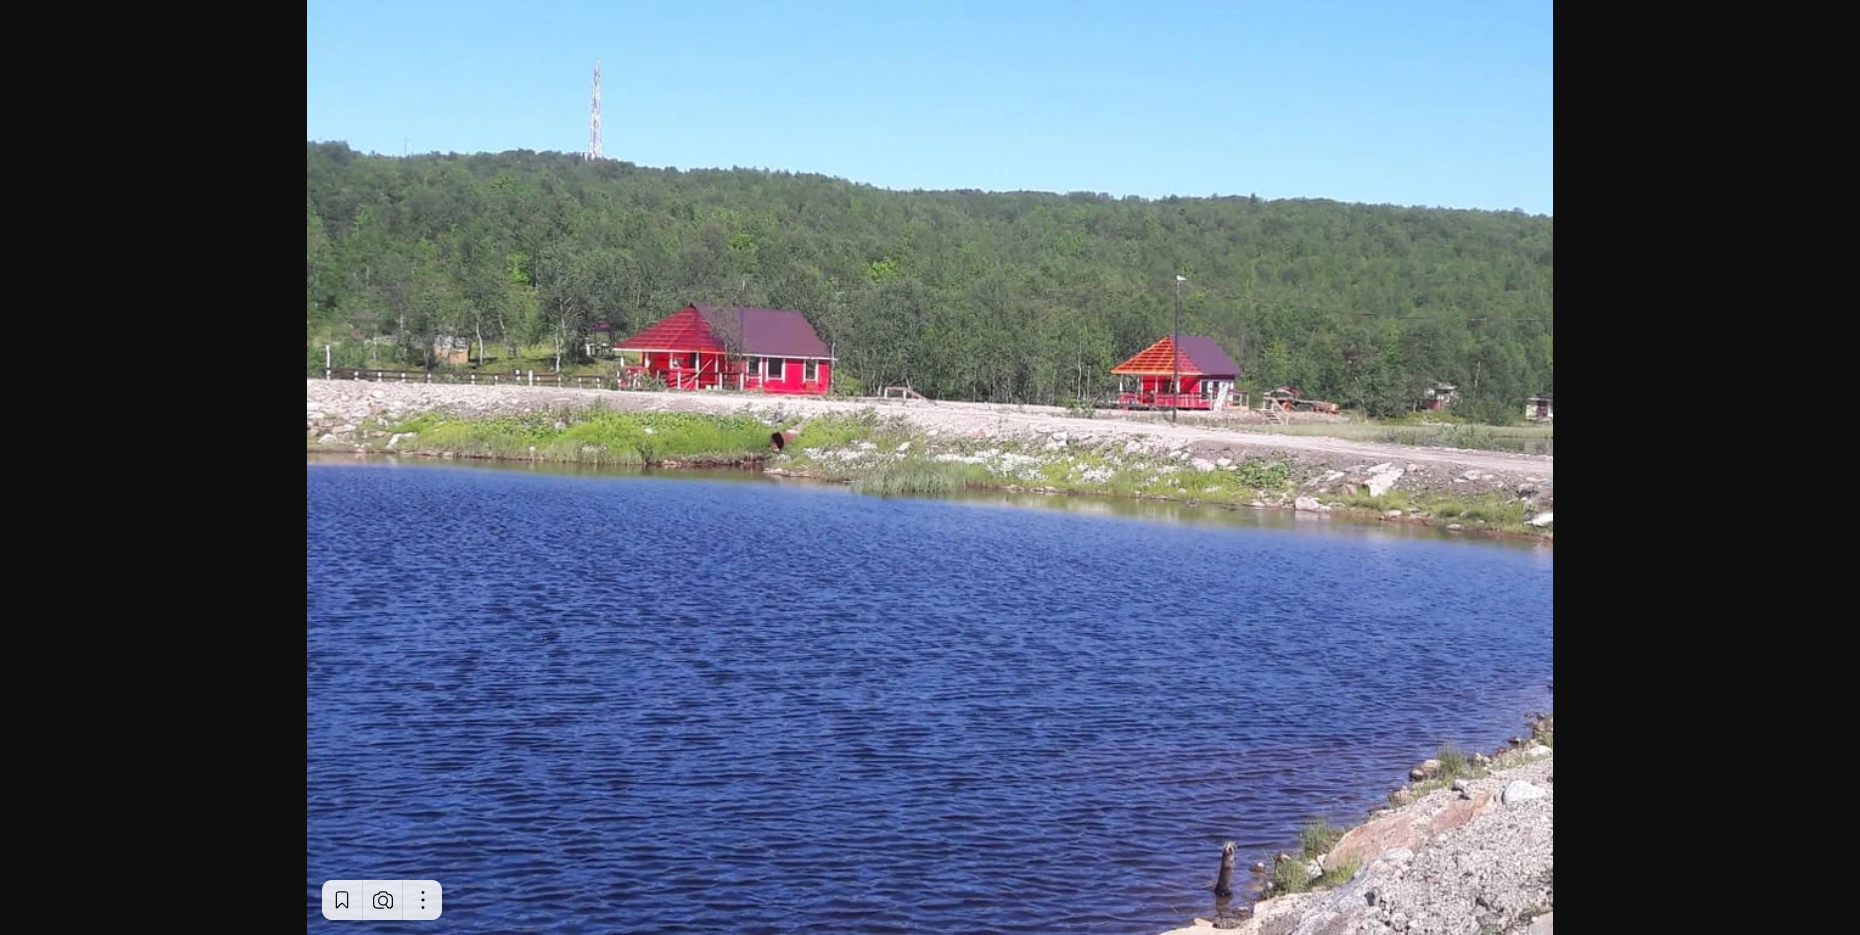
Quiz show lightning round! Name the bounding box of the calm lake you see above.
[306,459,1553,934]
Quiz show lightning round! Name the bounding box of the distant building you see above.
[1525,394,1553,421]
[617,304,834,395]
[1418,382,1459,411]
[1111,335,1243,410]
[431,334,470,366]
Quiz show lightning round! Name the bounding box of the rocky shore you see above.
[1165,717,1554,935]
[306,380,1554,538]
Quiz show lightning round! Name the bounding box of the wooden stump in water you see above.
[1214,841,1237,898]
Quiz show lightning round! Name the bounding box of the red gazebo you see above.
[617,304,835,395]
[1111,335,1242,410]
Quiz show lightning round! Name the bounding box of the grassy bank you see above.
[375,408,775,465]
[311,406,1551,538]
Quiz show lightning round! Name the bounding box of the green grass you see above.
[1337,489,1539,534]
[1315,856,1361,888]
[1436,742,1470,781]
[1234,419,1552,454]
[1298,818,1342,856]
[1266,817,1356,894]
[380,408,773,464]
[849,462,982,495]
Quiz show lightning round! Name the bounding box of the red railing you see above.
[1117,392,1213,410]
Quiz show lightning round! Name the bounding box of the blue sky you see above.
[306,1,1552,214]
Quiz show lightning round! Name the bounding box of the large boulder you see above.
[1503,780,1547,806]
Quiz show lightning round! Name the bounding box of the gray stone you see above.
[1502,780,1546,806]
[1529,511,1554,527]
[1294,496,1329,512]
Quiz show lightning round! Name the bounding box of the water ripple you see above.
[308,464,1552,934]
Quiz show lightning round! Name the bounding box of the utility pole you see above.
[1173,274,1186,423]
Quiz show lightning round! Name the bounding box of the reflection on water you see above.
[306,453,1544,548]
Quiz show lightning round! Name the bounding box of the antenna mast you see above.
[588,61,603,160]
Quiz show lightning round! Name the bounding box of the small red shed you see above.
[1112,335,1241,410]
[617,304,835,395]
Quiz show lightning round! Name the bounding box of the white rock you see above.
[1215,457,1233,468]
[1502,780,1546,805]
[1386,509,1403,518]
[1294,496,1329,512]
[1529,511,1554,527]
[896,441,911,452]
[1366,467,1405,497]
[1191,458,1216,472]
[642,427,655,435]
[318,434,338,444]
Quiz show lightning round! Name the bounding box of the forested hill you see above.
[306,142,1552,419]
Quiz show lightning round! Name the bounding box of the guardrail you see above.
[323,368,619,389]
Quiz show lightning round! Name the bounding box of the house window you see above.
[688,352,699,369]
[804,360,819,382]
[766,358,785,381]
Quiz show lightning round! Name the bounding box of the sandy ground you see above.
[306,380,1552,483]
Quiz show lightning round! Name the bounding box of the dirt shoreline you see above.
[306,380,1554,540]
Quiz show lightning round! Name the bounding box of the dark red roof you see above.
[616,305,834,359]
[694,305,832,358]
[1176,336,1241,377]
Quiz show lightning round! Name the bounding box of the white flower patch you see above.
[1078,467,1113,483]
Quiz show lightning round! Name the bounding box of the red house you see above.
[617,304,835,395]
[1112,335,1242,410]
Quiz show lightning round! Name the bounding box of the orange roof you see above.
[615,306,727,353]
[1110,336,1240,376]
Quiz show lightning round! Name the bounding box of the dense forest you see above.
[306,142,1551,420]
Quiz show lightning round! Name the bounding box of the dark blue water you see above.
[306,462,1553,934]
